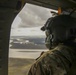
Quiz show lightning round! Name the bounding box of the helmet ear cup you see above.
[52,27,67,42]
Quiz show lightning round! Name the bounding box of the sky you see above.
[11,3,54,36]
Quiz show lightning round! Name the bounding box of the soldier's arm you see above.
[28,51,67,75]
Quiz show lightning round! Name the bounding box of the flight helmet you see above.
[41,15,76,50]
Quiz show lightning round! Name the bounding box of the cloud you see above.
[12,15,21,28]
[18,3,52,28]
[11,26,45,36]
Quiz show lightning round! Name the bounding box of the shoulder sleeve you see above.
[28,50,67,75]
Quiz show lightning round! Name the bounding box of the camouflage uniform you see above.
[28,44,76,75]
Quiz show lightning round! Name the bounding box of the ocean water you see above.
[9,49,48,59]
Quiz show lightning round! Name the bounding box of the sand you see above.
[8,58,35,75]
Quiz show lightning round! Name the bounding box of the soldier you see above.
[28,15,76,75]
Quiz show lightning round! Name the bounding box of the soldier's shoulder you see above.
[36,44,74,63]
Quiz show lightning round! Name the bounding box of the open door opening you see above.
[8,3,54,75]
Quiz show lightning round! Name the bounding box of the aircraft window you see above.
[8,3,54,75]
